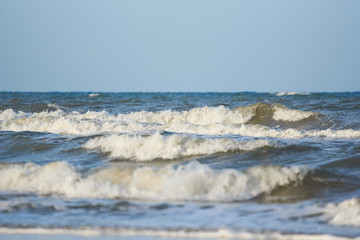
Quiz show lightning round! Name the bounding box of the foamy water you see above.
[0,227,357,240]
[0,161,309,201]
[1,92,360,239]
[275,92,310,96]
[321,198,360,227]
[1,105,359,138]
[83,133,276,161]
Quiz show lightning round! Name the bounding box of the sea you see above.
[0,92,360,240]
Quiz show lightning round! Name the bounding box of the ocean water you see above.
[0,92,360,240]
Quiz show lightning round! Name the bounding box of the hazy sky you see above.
[1,0,360,92]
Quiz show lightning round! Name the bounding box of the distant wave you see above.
[275,92,310,96]
[46,103,60,109]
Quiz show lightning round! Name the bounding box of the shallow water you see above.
[1,92,360,239]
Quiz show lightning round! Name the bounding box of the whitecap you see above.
[273,105,315,122]
[1,107,359,139]
[46,103,60,109]
[0,227,354,239]
[275,92,310,96]
[321,198,360,227]
[83,133,276,161]
[0,161,309,202]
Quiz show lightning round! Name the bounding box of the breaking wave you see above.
[0,161,309,202]
[83,133,276,161]
[235,103,317,126]
[1,104,359,138]
[275,92,310,96]
[321,198,360,227]
[0,227,354,240]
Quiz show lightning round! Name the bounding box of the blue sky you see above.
[1,0,359,92]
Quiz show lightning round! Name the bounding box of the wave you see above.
[83,133,276,161]
[0,198,66,212]
[0,103,316,126]
[235,103,317,126]
[0,227,355,240]
[0,109,111,135]
[1,105,359,139]
[272,105,314,122]
[0,161,309,202]
[321,198,360,227]
[275,92,310,96]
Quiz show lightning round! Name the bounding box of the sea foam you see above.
[275,92,310,96]
[1,106,359,139]
[83,133,275,161]
[0,161,309,202]
[273,105,315,122]
[322,198,360,227]
[0,227,355,240]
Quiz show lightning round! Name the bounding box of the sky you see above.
[1,0,360,92]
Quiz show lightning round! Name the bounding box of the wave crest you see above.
[275,92,310,96]
[235,103,316,125]
[322,198,360,227]
[83,133,275,161]
[1,105,358,139]
[0,161,309,202]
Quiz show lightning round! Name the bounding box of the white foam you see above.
[121,105,252,125]
[0,161,122,199]
[46,103,60,109]
[0,227,354,240]
[83,133,275,161]
[0,109,112,135]
[0,106,256,134]
[321,198,360,227]
[89,93,100,97]
[0,161,309,202]
[273,105,315,122]
[1,108,359,139]
[306,129,360,138]
[275,92,310,96]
